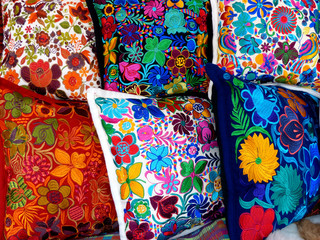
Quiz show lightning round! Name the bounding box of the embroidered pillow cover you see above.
[216,0,320,90]
[87,88,224,240]
[0,0,101,100]
[0,78,118,239]
[206,63,320,240]
[89,0,212,97]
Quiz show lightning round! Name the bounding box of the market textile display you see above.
[216,0,320,89]
[88,88,224,240]
[0,78,118,239]
[0,0,101,100]
[206,62,320,240]
[89,0,212,96]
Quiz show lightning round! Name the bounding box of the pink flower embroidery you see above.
[144,0,164,18]
[119,62,141,82]
[260,53,278,74]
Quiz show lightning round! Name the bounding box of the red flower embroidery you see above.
[167,49,193,76]
[110,134,139,167]
[239,205,274,240]
[196,9,207,32]
[101,16,117,40]
[150,195,179,219]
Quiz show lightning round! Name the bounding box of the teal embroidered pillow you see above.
[216,0,320,90]
[87,88,224,240]
[88,0,212,97]
[206,63,320,240]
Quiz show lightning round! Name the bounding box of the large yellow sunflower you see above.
[239,133,279,183]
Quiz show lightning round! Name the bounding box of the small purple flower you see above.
[260,53,278,74]
[121,24,140,45]
[172,113,194,135]
[35,217,61,238]
[126,221,154,240]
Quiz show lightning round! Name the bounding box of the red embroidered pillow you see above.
[0,78,118,239]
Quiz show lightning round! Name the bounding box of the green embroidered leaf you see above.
[101,120,115,144]
[296,25,302,38]
[186,70,206,87]
[142,51,155,64]
[276,65,283,75]
[155,51,165,66]
[73,25,82,34]
[194,160,207,174]
[193,176,203,193]
[44,118,58,130]
[273,0,278,6]
[158,39,172,51]
[32,124,55,146]
[60,21,70,29]
[180,177,192,193]
[180,160,194,176]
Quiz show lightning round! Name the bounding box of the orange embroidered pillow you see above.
[0,78,118,239]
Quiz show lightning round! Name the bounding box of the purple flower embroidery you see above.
[197,121,217,152]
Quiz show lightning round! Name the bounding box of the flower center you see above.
[33,166,40,172]
[72,57,80,67]
[68,77,77,86]
[255,224,261,231]
[181,121,186,126]
[47,190,63,204]
[175,56,186,68]
[112,103,118,108]
[137,204,147,214]
[142,103,148,108]
[8,56,15,65]
[152,7,157,11]
[36,67,45,77]
[193,103,204,113]
[110,68,117,76]
[255,157,262,165]
[116,141,129,156]
[280,15,288,23]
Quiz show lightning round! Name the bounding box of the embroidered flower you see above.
[144,0,164,18]
[5,52,18,69]
[279,106,304,154]
[164,9,187,34]
[197,121,218,152]
[128,99,165,121]
[147,146,173,171]
[239,133,279,183]
[24,155,50,185]
[4,92,32,118]
[157,97,184,113]
[187,194,210,218]
[300,68,317,84]
[271,6,297,34]
[7,177,35,210]
[247,0,273,18]
[38,179,70,215]
[148,66,170,87]
[206,170,222,201]
[196,9,207,32]
[132,199,151,219]
[89,176,111,204]
[35,217,61,239]
[186,143,199,158]
[63,71,82,91]
[69,2,91,23]
[21,59,61,95]
[271,165,303,214]
[180,159,207,193]
[4,69,19,84]
[172,113,194,135]
[119,62,141,82]
[101,16,117,40]
[116,163,144,199]
[158,168,180,194]
[104,37,118,65]
[221,6,236,26]
[150,195,179,219]
[184,97,211,119]
[232,12,255,37]
[119,118,135,134]
[217,58,235,74]
[137,126,153,141]
[110,133,139,167]
[239,206,274,240]
[126,221,154,240]
[120,24,140,45]
[167,49,193,75]
[66,53,85,71]
[274,42,298,65]
[36,31,50,46]
[51,149,86,186]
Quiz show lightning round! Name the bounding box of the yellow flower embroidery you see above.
[104,37,117,66]
[116,163,144,200]
[51,149,86,185]
[239,133,279,183]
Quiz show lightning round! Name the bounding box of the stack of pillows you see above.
[0,0,319,240]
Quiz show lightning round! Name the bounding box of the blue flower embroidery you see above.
[147,146,173,172]
[128,99,165,121]
[241,85,279,127]
[95,98,129,118]
[303,144,320,197]
[232,12,256,37]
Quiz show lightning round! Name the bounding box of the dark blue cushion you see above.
[206,62,320,240]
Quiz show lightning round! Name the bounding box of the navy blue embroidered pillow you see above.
[88,0,212,97]
[206,63,320,240]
